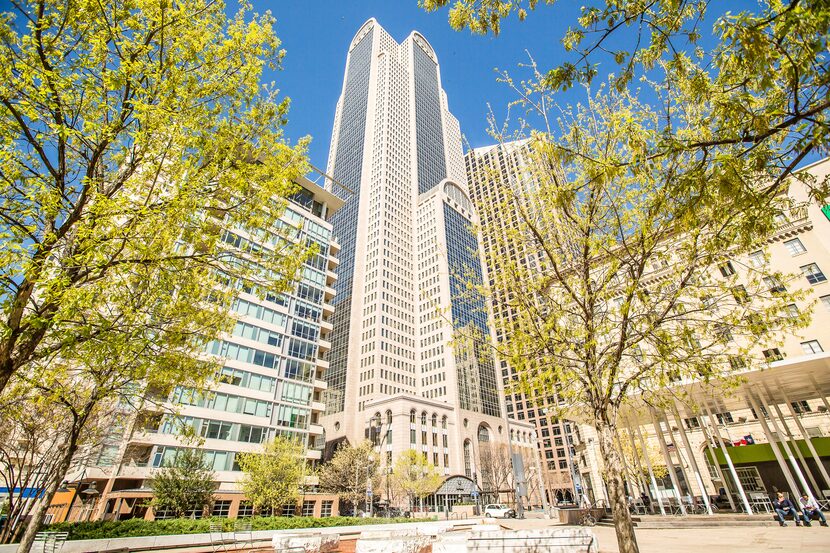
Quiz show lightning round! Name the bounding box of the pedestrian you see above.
[773,492,803,527]
[798,493,828,527]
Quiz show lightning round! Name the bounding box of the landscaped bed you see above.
[43,516,423,541]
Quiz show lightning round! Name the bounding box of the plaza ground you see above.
[500,517,830,552]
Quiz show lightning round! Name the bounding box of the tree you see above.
[0,396,73,543]
[0,0,309,396]
[236,437,305,516]
[318,441,382,514]
[477,443,512,505]
[468,79,808,552]
[0,1,308,549]
[149,446,216,519]
[391,450,443,513]
[422,0,829,203]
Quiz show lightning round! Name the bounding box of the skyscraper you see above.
[465,140,579,504]
[322,20,538,503]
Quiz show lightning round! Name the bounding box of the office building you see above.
[465,140,580,505]
[48,177,344,522]
[321,19,542,509]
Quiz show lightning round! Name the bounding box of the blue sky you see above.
[264,0,587,171]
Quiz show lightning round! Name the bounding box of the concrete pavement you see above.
[499,517,830,552]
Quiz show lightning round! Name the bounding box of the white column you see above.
[746,392,803,501]
[754,391,818,506]
[623,422,649,498]
[766,391,821,493]
[672,408,713,515]
[703,404,752,514]
[781,387,830,490]
[698,415,737,512]
[634,419,666,515]
[662,411,695,499]
[650,408,686,515]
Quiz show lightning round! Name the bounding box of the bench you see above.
[467,528,598,553]
[33,532,68,553]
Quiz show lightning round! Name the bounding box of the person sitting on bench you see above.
[799,493,828,527]
[773,492,804,527]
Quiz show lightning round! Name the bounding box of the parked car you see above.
[483,504,516,518]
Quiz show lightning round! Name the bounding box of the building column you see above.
[703,404,752,514]
[698,416,737,512]
[780,386,830,490]
[621,421,649,499]
[672,407,713,514]
[745,392,803,501]
[633,418,666,515]
[754,391,818,505]
[662,411,695,498]
[808,375,830,414]
[650,408,686,515]
[764,386,821,494]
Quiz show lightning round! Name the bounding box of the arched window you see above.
[441,416,448,429]
[478,424,490,443]
[463,440,472,478]
[410,410,416,424]
[421,411,427,425]
[386,410,393,425]
[431,414,437,427]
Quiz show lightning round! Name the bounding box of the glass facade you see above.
[413,45,447,194]
[444,203,501,417]
[326,27,373,414]
[138,181,337,476]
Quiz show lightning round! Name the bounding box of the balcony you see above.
[320,319,333,333]
[318,338,332,353]
[329,237,341,255]
[311,401,327,412]
[322,302,335,317]
[323,286,336,302]
[305,449,322,460]
[309,423,325,435]
[327,255,340,270]
[314,378,328,390]
[326,270,338,287]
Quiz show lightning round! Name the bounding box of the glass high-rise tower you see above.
[322,20,541,504]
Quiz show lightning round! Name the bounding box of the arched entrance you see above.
[432,475,480,515]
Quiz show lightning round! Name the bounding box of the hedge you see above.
[43,516,424,541]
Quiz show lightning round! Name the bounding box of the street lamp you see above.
[369,414,393,516]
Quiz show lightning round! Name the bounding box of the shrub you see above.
[42,515,423,541]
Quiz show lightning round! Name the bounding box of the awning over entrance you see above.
[435,475,479,496]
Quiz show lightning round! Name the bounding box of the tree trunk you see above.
[595,421,639,553]
[16,430,82,553]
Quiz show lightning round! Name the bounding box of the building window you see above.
[321,500,333,517]
[731,285,749,304]
[463,440,472,478]
[801,340,823,354]
[238,501,254,517]
[735,467,764,492]
[784,238,807,256]
[821,295,830,312]
[784,304,800,318]
[559,459,568,469]
[801,263,827,285]
[763,276,786,295]
[684,417,700,429]
[281,504,295,517]
[302,500,315,517]
[477,425,490,443]
[791,400,812,414]
[748,250,765,267]
[410,410,416,424]
[719,261,736,277]
[716,412,734,425]
[212,500,231,518]
[763,348,784,362]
